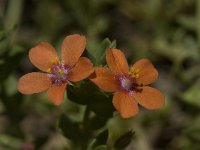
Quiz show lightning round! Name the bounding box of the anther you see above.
[48,57,70,85]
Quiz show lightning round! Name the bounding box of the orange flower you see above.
[18,34,94,105]
[91,48,164,118]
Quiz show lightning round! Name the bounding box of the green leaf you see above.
[0,46,24,80]
[5,75,18,96]
[86,38,116,65]
[98,39,116,66]
[0,83,24,122]
[153,35,199,65]
[0,31,11,55]
[95,145,107,150]
[183,65,200,82]
[67,81,115,119]
[89,92,114,118]
[86,116,108,131]
[178,16,196,31]
[67,81,91,105]
[97,38,111,57]
[59,114,90,142]
[180,79,200,107]
[94,129,109,147]
[88,129,108,150]
[0,134,22,150]
[184,116,200,142]
[114,130,135,150]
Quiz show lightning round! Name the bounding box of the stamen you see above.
[50,57,59,63]
[129,66,140,79]
[47,57,70,85]
[47,68,51,73]
[135,68,139,73]
[117,67,142,93]
[58,69,63,75]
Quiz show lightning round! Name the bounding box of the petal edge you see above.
[91,67,118,92]
[68,57,94,82]
[133,86,164,109]
[133,58,158,85]
[29,42,58,72]
[47,84,67,105]
[113,92,139,118]
[18,72,51,94]
[61,34,86,67]
[106,49,129,75]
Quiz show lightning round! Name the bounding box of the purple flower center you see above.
[117,74,142,93]
[47,59,70,86]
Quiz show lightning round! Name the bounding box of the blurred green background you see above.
[0,0,200,150]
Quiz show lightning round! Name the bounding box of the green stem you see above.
[81,107,91,150]
[83,106,90,128]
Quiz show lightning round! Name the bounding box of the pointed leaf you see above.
[114,130,135,150]
[88,129,108,150]
[67,81,115,119]
[59,114,90,142]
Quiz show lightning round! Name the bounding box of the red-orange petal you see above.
[18,72,51,94]
[29,42,58,72]
[90,67,118,92]
[113,92,139,118]
[106,48,129,75]
[94,67,113,77]
[132,58,158,85]
[47,84,67,105]
[133,86,164,109]
[61,34,86,67]
[68,57,94,82]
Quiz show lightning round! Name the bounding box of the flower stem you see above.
[83,106,90,128]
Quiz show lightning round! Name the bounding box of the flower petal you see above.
[61,34,86,67]
[91,67,118,92]
[47,84,67,105]
[113,92,139,118]
[29,42,58,72]
[132,58,158,85]
[133,86,164,109]
[94,67,113,77]
[106,48,129,75]
[18,72,51,94]
[68,57,94,82]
